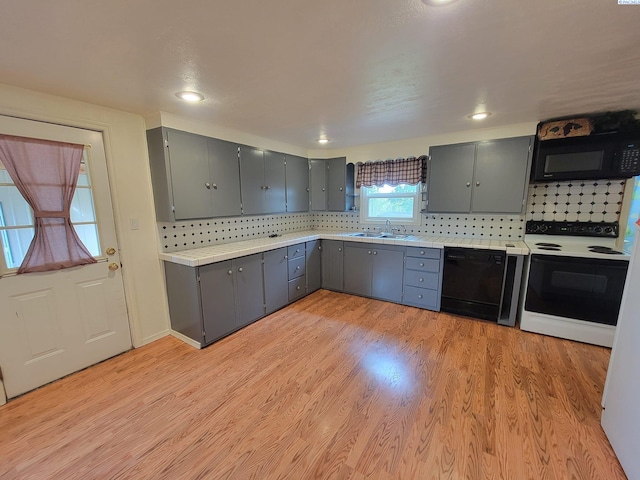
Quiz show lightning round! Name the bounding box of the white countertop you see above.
[159,230,529,267]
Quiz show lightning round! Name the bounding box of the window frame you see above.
[359,183,423,227]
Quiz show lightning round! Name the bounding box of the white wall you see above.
[308,122,538,161]
[0,83,170,347]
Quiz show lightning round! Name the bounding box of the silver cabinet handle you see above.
[318,246,322,250]
[284,255,288,259]
[212,183,217,189]
[368,251,372,255]
[238,267,243,272]
[420,251,425,255]
[476,181,480,186]
[420,262,424,267]
[322,188,326,191]
[418,294,423,299]
[338,247,342,252]
[373,251,377,255]
[295,250,300,254]
[466,182,471,187]
[339,187,343,191]
[205,182,211,189]
[296,265,300,270]
[296,286,301,290]
[227,269,232,275]
[419,278,424,282]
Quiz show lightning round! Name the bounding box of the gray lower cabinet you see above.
[306,240,322,293]
[263,247,289,315]
[321,240,344,291]
[163,253,265,346]
[288,243,306,302]
[402,247,443,311]
[239,146,286,215]
[286,155,310,212]
[147,127,242,221]
[344,242,404,303]
[427,135,533,214]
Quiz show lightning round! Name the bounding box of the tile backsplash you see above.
[159,178,627,252]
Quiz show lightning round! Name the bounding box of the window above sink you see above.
[359,183,422,226]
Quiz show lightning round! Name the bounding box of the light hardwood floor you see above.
[0,290,625,479]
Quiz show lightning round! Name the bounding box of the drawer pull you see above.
[296,286,301,290]
[418,294,423,299]
[420,250,425,255]
[419,278,424,282]
[373,251,377,255]
[420,262,424,267]
[368,251,372,255]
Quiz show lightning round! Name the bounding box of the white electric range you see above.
[521,221,630,347]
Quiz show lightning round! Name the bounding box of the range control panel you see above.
[525,221,619,238]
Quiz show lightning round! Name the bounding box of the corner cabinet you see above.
[426,136,534,214]
[310,158,355,212]
[147,127,242,221]
[164,253,265,347]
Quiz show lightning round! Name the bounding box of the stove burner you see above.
[537,246,562,251]
[536,242,562,248]
[588,246,624,255]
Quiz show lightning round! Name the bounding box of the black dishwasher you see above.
[441,247,506,321]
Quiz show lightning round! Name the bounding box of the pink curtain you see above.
[0,134,96,273]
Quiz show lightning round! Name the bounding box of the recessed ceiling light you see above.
[470,112,491,121]
[317,138,329,144]
[421,0,459,6]
[176,91,204,102]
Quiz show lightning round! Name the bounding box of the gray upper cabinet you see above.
[427,143,476,213]
[321,240,344,291]
[310,157,354,212]
[239,146,286,215]
[473,137,533,213]
[427,136,533,214]
[147,127,242,221]
[310,159,327,211]
[285,155,309,212]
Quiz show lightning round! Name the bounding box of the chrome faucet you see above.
[384,219,391,233]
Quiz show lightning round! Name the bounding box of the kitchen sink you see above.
[349,232,383,237]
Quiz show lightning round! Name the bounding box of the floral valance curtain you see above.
[356,156,427,188]
[0,134,96,274]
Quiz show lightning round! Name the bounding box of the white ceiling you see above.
[1,0,639,149]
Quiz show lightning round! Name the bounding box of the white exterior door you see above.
[0,116,132,399]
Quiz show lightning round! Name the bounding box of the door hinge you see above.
[0,365,4,381]
[197,275,201,283]
[202,331,206,342]
[171,205,175,212]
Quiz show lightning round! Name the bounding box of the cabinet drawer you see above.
[287,244,305,259]
[404,270,439,290]
[404,286,439,310]
[288,276,306,302]
[406,246,441,259]
[288,256,306,279]
[405,257,440,273]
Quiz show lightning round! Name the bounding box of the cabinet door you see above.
[286,155,309,212]
[263,150,286,214]
[306,240,321,293]
[344,244,373,297]
[166,129,213,220]
[234,254,265,327]
[327,157,346,211]
[239,145,266,215]
[372,248,404,303]
[263,248,289,315]
[472,136,533,214]
[310,159,327,211]
[321,240,344,291]
[208,138,242,217]
[427,143,476,213]
[200,260,237,344]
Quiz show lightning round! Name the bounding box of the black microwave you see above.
[531,133,640,182]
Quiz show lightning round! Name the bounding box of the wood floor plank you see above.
[0,290,627,479]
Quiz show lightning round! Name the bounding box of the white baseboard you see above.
[170,330,202,349]
[134,329,171,348]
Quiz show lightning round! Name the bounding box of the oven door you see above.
[525,254,628,325]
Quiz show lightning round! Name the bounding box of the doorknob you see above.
[108,263,119,271]
[106,247,116,256]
